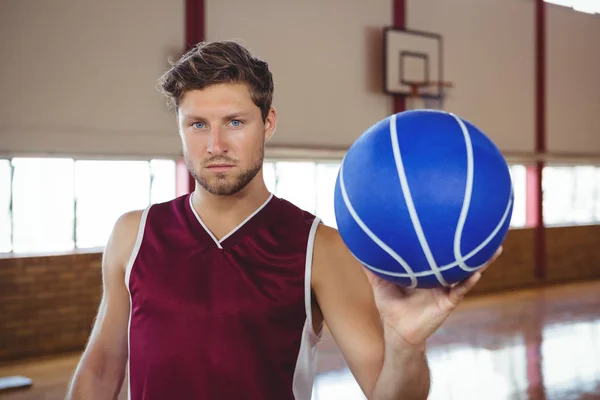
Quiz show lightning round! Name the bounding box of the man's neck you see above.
[190,179,272,241]
[193,180,270,212]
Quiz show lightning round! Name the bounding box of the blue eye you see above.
[230,120,242,127]
[192,122,205,129]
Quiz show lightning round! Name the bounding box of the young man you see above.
[67,41,500,400]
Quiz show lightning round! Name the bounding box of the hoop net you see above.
[407,81,454,110]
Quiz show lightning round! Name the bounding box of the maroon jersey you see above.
[124,193,322,400]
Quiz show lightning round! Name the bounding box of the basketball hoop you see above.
[407,81,453,110]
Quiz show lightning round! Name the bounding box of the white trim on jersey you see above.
[124,205,152,400]
[188,192,274,249]
[125,207,151,289]
[292,216,322,400]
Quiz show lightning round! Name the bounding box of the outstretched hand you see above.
[363,246,503,349]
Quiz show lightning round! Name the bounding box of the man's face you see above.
[177,83,276,196]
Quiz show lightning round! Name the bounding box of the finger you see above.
[448,271,481,306]
[490,245,503,262]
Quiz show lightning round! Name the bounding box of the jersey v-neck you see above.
[186,192,275,250]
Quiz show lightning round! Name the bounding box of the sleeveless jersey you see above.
[125,193,322,400]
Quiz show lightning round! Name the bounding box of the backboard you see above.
[383,27,446,101]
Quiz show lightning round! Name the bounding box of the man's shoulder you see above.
[314,223,348,258]
[272,195,318,228]
[108,194,188,261]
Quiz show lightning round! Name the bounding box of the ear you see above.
[264,107,277,143]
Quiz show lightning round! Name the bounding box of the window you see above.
[509,164,527,228]
[11,158,75,253]
[0,157,177,254]
[544,0,600,14]
[272,161,318,217]
[543,165,600,226]
[0,156,552,255]
[315,163,340,228]
[595,168,600,221]
[150,159,177,204]
[266,160,528,230]
[75,160,152,249]
[0,160,12,253]
[264,160,340,228]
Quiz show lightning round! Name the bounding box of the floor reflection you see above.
[312,281,600,400]
[0,281,598,399]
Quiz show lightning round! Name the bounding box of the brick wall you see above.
[470,227,537,295]
[0,252,103,362]
[1,225,599,362]
[545,224,600,283]
[470,225,600,295]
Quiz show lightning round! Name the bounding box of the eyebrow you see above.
[182,112,249,121]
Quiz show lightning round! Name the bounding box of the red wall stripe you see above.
[534,0,546,280]
[526,165,540,227]
[393,0,406,114]
[177,0,205,196]
[186,0,205,48]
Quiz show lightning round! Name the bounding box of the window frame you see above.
[0,151,534,257]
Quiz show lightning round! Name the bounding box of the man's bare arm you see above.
[311,224,386,397]
[312,224,430,399]
[66,210,143,400]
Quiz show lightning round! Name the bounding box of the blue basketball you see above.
[334,109,513,289]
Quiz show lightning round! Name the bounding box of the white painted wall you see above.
[206,0,394,149]
[0,0,185,158]
[546,4,600,155]
[407,0,536,154]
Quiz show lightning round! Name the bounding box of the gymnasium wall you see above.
[407,0,600,158]
[406,0,536,154]
[546,5,600,155]
[205,0,394,149]
[3,0,599,157]
[0,0,184,158]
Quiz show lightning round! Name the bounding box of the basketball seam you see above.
[356,191,512,278]
[451,114,506,272]
[354,186,511,278]
[389,114,449,287]
[339,162,418,288]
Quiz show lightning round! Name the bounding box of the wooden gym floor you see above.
[1,280,599,400]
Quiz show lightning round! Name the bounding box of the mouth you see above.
[206,164,234,172]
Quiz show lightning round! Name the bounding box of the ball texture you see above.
[333,109,513,288]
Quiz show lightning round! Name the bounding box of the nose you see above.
[207,127,228,155]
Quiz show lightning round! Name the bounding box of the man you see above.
[67,41,500,400]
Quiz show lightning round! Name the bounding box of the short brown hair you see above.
[158,41,274,121]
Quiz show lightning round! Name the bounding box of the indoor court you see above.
[1,0,600,399]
